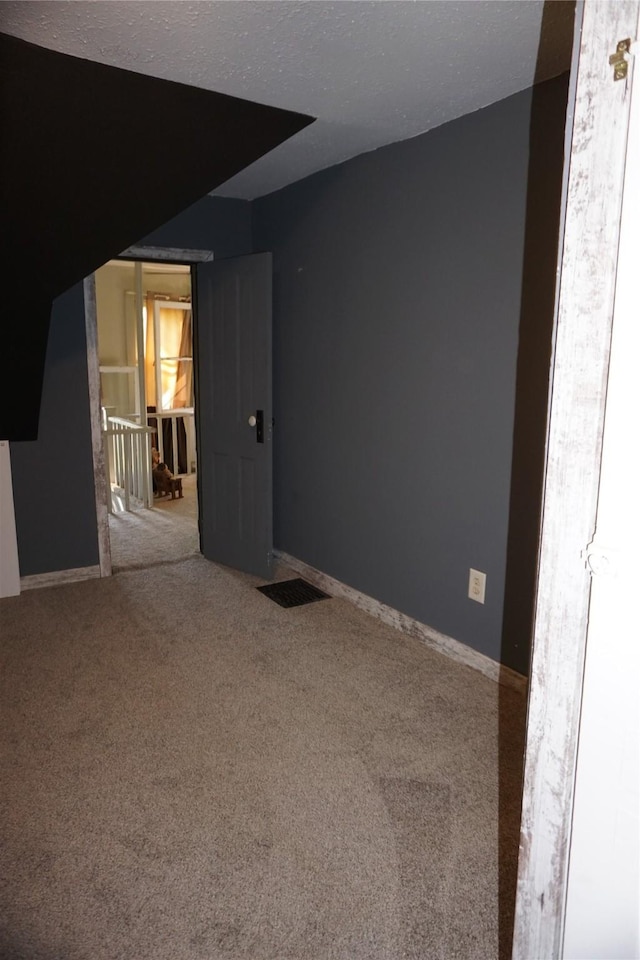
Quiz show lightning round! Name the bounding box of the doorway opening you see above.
[94,257,199,572]
[86,246,273,581]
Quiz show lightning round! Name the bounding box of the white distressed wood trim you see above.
[275,550,527,693]
[21,565,101,591]
[0,440,20,598]
[119,245,213,262]
[562,25,640,958]
[513,3,640,958]
[83,275,112,578]
[134,260,147,428]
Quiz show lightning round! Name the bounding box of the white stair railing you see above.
[103,416,154,512]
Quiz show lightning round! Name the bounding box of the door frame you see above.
[512,1,639,956]
[84,245,214,577]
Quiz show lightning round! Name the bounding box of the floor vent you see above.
[257,578,330,608]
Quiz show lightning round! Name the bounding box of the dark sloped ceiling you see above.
[0,33,313,440]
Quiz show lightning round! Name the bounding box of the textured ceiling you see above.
[0,0,575,198]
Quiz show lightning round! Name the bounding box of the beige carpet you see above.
[0,555,526,959]
[108,474,199,571]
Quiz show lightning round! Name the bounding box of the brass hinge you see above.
[609,38,631,81]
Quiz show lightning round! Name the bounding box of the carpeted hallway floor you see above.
[108,473,199,571]
[0,554,526,960]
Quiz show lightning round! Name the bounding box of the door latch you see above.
[609,38,631,81]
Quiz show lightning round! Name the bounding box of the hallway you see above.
[108,473,199,571]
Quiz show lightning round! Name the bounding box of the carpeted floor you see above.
[0,554,526,959]
[108,474,199,571]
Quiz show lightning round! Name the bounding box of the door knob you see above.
[248,411,264,442]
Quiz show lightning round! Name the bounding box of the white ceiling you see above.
[1,0,575,199]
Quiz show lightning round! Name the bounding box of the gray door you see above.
[195,253,273,579]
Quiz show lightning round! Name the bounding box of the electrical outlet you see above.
[468,568,486,604]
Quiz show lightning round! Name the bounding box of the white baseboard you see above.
[20,565,102,591]
[275,550,527,694]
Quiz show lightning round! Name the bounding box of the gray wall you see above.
[142,195,253,257]
[11,196,252,577]
[11,284,99,576]
[254,77,568,675]
[11,82,567,676]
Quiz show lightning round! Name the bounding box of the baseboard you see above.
[20,565,102,591]
[274,551,527,694]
